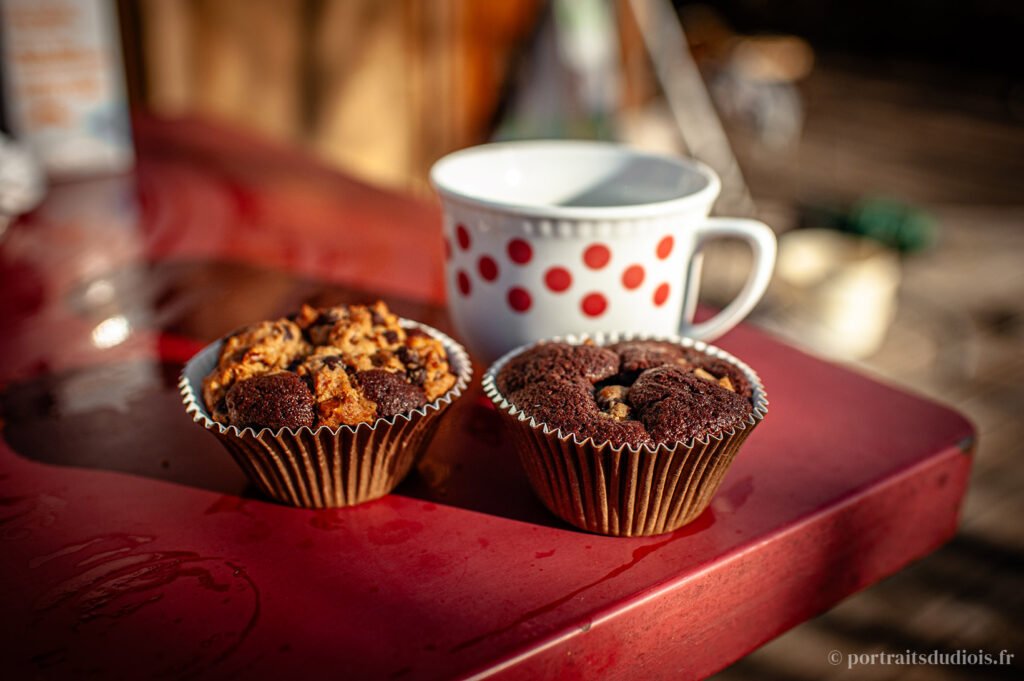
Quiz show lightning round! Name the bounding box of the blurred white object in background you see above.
[0,0,133,177]
[553,0,621,122]
[710,35,813,149]
[761,229,902,360]
[0,132,45,237]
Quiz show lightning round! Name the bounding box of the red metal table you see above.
[0,117,974,680]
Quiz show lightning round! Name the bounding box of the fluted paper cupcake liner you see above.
[180,320,472,508]
[483,332,768,537]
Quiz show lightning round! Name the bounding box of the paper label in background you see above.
[0,0,133,177]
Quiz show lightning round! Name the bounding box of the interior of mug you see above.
[431,141,714,211]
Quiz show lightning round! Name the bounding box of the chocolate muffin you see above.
[485,335,765,536]
[497,339,754,448]
[202,301,457,429]
[183,305,470,508]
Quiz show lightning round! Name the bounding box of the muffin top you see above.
[202,301,457,429]
[496,340,754,447]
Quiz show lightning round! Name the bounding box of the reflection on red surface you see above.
[1,360,245,494]
[0,493,65,541]
[29,533,259,678]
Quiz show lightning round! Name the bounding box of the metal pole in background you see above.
[627,0,753,216]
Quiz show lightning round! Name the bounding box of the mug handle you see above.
[681,217,777,341]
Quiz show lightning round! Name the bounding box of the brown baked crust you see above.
[631,367,751,442]
[497,340,754,447]
[506,376,653,445]
[297,347,378,427]
[609,340,690,376]
[403,329,457,401]
[203,302,457,428]
[497,342,619,395]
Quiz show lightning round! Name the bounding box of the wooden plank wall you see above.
[127,0,541,194]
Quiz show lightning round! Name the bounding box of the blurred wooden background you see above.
[121,0,542,193]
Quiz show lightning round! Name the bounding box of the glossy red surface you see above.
[0,117,974,680]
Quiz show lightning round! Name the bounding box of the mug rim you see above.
[430,140,722,220]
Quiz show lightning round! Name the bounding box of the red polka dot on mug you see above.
[581,292,608,317]
[544,266,572,293]
[583,243,611,269]
[508,238,532,264]
[508,286,532,313]
[656,236,674,259]
[457,270,471,296]
[478,255,498,282]
[622,264,645,290]
[653,282,670,306]
[456,224,471,251]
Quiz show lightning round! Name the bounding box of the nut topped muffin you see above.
[496,339,754,448]
[202,301,457,430]
[182,303,470,508]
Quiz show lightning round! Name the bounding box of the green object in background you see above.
[801,197,937,254]
[847,198,936,254]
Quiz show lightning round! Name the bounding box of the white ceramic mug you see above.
[431,141,776,361]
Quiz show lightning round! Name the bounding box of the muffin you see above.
[484,333,767,536]
[181,302,471,508]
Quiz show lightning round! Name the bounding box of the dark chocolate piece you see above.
[226,372,315,429]
[690,356,753,398]
[356,370,428,418]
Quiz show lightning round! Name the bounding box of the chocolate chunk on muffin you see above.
[293,300,404,352]
[688,356,753,398]
[496,340,753,448]
[203,301,457,429]
[355,370,428,418]
[226,372,315,430]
